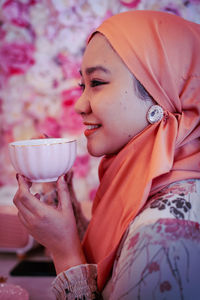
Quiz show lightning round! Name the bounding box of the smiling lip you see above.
[84,123,101,137]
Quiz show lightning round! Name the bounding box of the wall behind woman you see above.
[0,0,200,204]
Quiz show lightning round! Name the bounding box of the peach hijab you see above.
[82,10,200,290]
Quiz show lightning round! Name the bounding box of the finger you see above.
[13,190,34,215]
[17,174,32,191]
[17,208,33,228]
[64,171,75,197]
[64,172,78,208]
[57,175,73,211]
[13,192,36,226]
[64,170,73,185]
[16,173,32,190]
[16,175,44,213]
[18,211,28,227]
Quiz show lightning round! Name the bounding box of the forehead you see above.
[81,33,124,72]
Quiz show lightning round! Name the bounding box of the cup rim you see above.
[9,138,76,147]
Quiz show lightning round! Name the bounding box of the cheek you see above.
[99,101,132,134]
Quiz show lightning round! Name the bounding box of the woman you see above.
[14,10,200,299]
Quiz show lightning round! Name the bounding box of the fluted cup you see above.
[9,138,77,182]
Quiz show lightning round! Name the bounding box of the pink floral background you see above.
[0,0,200,205]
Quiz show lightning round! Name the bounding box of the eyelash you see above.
[79,80,108,91]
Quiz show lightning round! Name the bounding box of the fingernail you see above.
[42,133,49,138]
[34,193,41,200]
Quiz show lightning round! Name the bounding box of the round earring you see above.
[147,105,164,124]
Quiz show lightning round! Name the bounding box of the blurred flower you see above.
[120,0,141,8]
[54,53,81,79]
[0,98,3,114]
[2,0,35,28]
[0,42,35,76]
[188,0,200,3]
[60,87,84,134]
[38,116,61,138]
[0,22,6,40]
[74,155,90,178]
[88,0,109,16]
[163,4,181,15]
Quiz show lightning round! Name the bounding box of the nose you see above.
[74,92,92,115]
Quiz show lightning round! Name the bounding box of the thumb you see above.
[56,175,73,211]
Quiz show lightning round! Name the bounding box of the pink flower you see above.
[73,155,90,178]
[0,25,6,40]
[59,87,84,134]
[0,98,3,114]
[148,261,160,273]
[0,73,7,89]
[0,42,35,76]
[60,107,83,133]
[160,281,172,293]
[61,87,82,102]
[54,53,81,79]
[38,116,61,138]
[102,10,113,22]
[120,0,141,8]
[2,0,35,28]
[163,5,180,16]
[188,0,200,3]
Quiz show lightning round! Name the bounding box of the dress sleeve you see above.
[51,264,101,300]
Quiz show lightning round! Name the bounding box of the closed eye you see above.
[90,80,109,87]
[78,80,109,91]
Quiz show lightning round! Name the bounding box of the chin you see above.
[87,146,103,157]
[87,144,120,157]
[86,141,107,157]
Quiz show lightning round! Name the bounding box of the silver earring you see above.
[147,105,164,124]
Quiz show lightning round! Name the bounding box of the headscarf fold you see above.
[82,10,200,290]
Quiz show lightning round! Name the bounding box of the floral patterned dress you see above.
[52,179,200,300]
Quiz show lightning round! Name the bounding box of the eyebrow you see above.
[79,65,111,76]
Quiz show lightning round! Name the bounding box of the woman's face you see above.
[75,34,154,157]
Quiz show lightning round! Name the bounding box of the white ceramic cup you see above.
[9,138,77,182]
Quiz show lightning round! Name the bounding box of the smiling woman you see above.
[75,33,154,157]
[13,10,200,300]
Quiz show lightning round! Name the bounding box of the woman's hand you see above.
[67,172,90,240]
[13,174,86,274]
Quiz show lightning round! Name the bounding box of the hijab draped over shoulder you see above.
[82,10,200,290]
